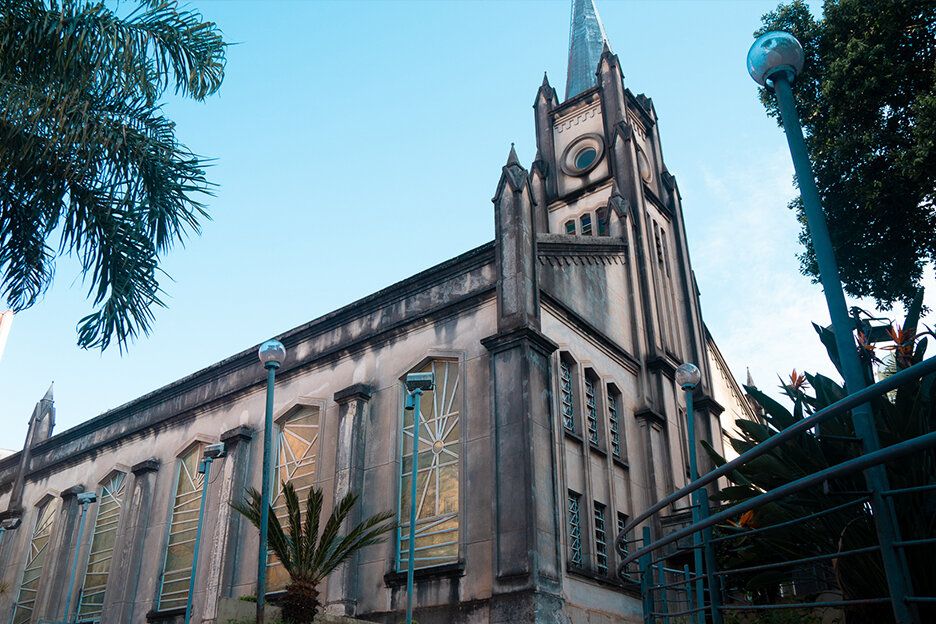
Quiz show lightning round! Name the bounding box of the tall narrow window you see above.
[398,360,460,571]
[567,491,583,567]
[565,220,576,235]
[617,511,632,579]
[560,359,575,432]
[77,472,126,621]
[158,444,204,611]
[594,503,608,575]
[11,500,56,624]
[580,213,592,236]
[596,206,609,236]
[608,389,622,458]
[268,406,320,590]
[585,376,599,444]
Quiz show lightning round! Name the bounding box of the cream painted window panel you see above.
[11,500,57,624]
[267,406,321,591]
[158,444,204,611]
[76,472,126,622]
[397,359,461,572]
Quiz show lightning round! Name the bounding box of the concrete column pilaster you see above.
[109,458,160,623]
[325,384,373,616]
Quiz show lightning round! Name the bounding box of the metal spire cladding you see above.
[565,0,610,100]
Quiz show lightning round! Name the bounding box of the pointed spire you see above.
[746,367,755,387]
[42,382,53,403]
[542,72,550,89]
[565,0,611,100]
[506,142,520,167]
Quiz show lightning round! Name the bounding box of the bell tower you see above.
[529,0,722,505]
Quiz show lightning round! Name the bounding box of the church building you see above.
[0,1,755,623]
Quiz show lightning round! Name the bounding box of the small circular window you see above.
[574,147,597,170]
[560,134,604,176]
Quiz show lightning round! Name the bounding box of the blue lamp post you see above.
[64,491,97,624]
[183,443,226,624]
[0,516,21,549]
[676,363,722,624]
[257,339,286,623]
[403,372,434,624]
[748,31,916,623]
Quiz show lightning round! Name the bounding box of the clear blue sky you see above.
[2,0,912,451]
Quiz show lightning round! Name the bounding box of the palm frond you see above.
[0,0,224,350]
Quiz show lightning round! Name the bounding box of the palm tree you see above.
[233,482,395,623]
[0,0,226,351]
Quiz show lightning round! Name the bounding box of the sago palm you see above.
[233,482,395,623]
[0,0,226,350]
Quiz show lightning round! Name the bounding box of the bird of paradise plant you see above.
[705,292,935,623]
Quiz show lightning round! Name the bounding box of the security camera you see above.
[76,492,97,504]
[203,443,226,459]
[0,517,21,530]
[404,372,434,392]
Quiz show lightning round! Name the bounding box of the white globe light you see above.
[258,339,286,366]
[675,363,701,389]
[747,31,805,86]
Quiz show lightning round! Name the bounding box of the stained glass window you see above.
[596,206,609,236]
[580,213,593,236]
[560,360,575,432]
[268,406,320,590]
[398,360,460,572]
[77,472,126,622]
[568,491,582,567]
[158,444,204,611]
[608,390,621,458]
[11,500,56,624]
[594,502,608,575]
[585,376,599,444]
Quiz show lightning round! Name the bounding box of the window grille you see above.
[585,377,599,444]
[268,406,321,590]
[596,207,609,236]
[77,472,126,621]
[560,360,575,431]
[594,503,608,575]
[608,391,621,457]
[11,500,56,624]
[581,214,592,236]
[568,491,583,566]
[398,360,460,572]
[158,444,204,611]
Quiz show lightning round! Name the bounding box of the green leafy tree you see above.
[0,0,226,350]
[233,482,396,624]
[757,0,936,309]
[705,299,936,623]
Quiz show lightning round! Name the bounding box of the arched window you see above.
[11,499,57,624]
[397,359,461,571]
[596,207,609,236]
[267,405,321,590]
[158,444,204,611]
[580,213,593,236]
[77,471,126,621]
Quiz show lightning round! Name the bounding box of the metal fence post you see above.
[640,526,653,624]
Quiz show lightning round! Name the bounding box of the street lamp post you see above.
[402,372,434,624]
[675,363,722,624]
[183,443,226,624]
[64,491,97,624]
[257,339,286,624]
[747,31,916,623]
[0,516,21,549]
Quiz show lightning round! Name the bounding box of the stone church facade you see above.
[0,2,754,623]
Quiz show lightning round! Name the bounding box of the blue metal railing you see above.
[617,356,936,623]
